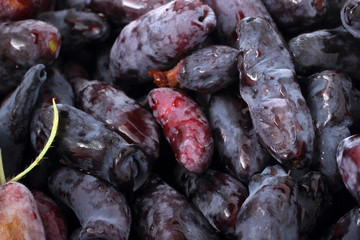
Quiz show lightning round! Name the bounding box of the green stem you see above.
[0,149,6,185]
[9,98,59,183]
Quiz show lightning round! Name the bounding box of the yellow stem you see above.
[9,98,59,183]
[0,149,6,185]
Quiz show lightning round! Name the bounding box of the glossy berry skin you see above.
[173,166,249,238]
[313,127,350,191]
[149,45,239,93]
[0,20,60,95]
[306,70,352,192]
[261,0,328,31]
[49,167,131,240]
[288,27,360,82]
[235,165,299,240]
[322,207,360,239]
[148,87,214,174]
[0,182,45,240]
[71,77,160,160]
[37,9,110,50]
[336,134,360,204]
[237,17,315,169]
[297,172,331,236]
[33,104,151,192]
[31,67,75,148]
[0,0,54,21]
[109,0,216,85]
[32,190,68,240]
[203,0,277,47]
[89,0,173,24]
[208,89,270,182]
[0,64,47,178]
[341,0,360,39]
[0,20,60,65]
[306,71,352,130]
[24,67,74,191]
[132,174,220,240]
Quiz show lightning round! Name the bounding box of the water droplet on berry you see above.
[10,38,26,50]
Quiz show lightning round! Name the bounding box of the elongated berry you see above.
[148,87,213,173]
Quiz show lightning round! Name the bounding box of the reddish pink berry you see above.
[148,87,213,173]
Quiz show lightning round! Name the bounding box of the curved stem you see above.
[9,98,59,183]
